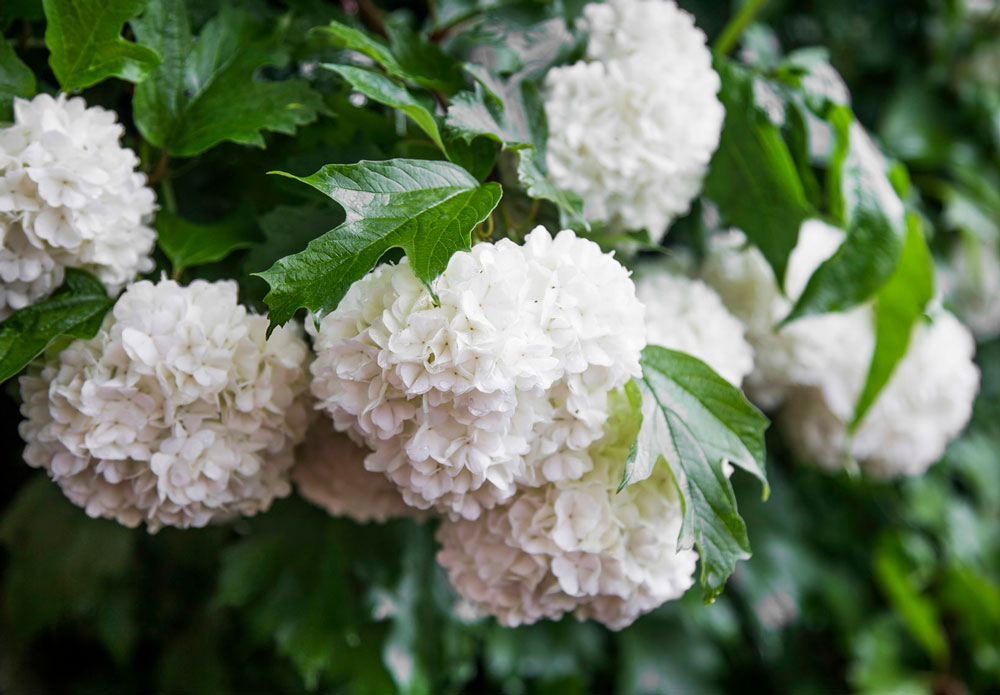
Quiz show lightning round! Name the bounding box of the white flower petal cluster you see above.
[0,94,156,319]
[702,219,980,477]
[780,310,979,477]
[292,424,421,523]
[309,227,645,520]
[436,391,696,630]
[18,278,310,530]
[701,220,865,409]
[635,267,754,385]
[544,0,724,240]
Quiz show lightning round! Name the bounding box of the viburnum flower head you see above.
[309,227,645,520]
[700,219,980,477]
[292,424,420,523]
[436,390,697,630]
[0,93,156,318]
[18,278,310,531]
[635,267,754,385]
[701,219,869,410]
[544,0,724,239]
[780,309,979,478]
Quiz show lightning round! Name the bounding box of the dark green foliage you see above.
[0,0,998,693]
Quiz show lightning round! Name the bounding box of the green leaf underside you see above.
[625,346,769,601]
[156,210,262,272]
[314,19,465,95]
[255,159,502,331]
[850,215,934,430]
[784,106,905,323]
[132,0,324,157]
[705,59,812,285]
[444,77,586,224]
[323,64,446,151]
[0,39,36,119]
[43,0,160,90]
[0,268,113,384]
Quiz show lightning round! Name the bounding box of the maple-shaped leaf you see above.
[624,346,769,601]
[43,0,160,90]
[132,0,324,157]
[255,158,502,331]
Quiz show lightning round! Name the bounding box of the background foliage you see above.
[1,0,999,693]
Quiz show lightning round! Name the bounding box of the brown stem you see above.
[147,151,169,186]
[356,0,389,39]
[19,18,32,54]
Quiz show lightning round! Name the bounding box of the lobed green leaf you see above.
[255,159,502,331]
[625,346,769,601]
[133,0,324,157]
[43,0,160,90]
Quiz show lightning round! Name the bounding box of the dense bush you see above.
[1,0,998,693]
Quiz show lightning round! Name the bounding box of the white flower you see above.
[18,278,310,530]
[543,0,724,239]
[701,219,867,409]
[436,390,696,630]
[292,424,422,523]
[635,267,754,385]
[780,310,980,477]
[0,93,156,319]
[701,220,980,477]
[309,227,645,519]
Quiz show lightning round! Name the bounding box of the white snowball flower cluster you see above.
[18,278,310,531]
[702,220,980,477]
[309,227,645,520]
[543,0,724,240]
[701,220,868,410]
[635,267,754,385]
[780,310,979,478]
[0,93,156,319]
[292,425,421,523]
[436,390,696,630]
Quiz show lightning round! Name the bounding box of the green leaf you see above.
[705,59,813,284]
[626,346,769,601]
[0,39,35,119]
[255,158,502,330]
[0,268,114,385]
[445,77,586,224]
[784,107,906,323]
[156,210,262,275]
[0,477,136,646]
[43,0,160,90]
[132,1,324,157]
[323,64,445,151]
[314,19,465,95]
[850,214,933,430]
